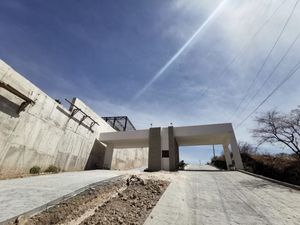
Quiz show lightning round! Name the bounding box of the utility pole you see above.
[212,144,215,158]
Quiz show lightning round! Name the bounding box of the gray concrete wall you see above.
[84,140,106,170]
[111,147,148,170]
[168,126,179,171]
[0,60,147,175]
[148,127,161,171]
[174,139,179,169]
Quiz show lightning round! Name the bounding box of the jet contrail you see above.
[133,0,227,99]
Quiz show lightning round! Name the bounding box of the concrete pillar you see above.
[161,127,169,171]
[103,144,114,169]
[175,139,179,169]
[148,127,161,171]
[168,126,175,171]
[222,144,233,170]
[230,134,244,170]
[168,126,178,171]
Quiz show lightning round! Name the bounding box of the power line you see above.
[219,0,288,80]
[196,0,288,100]
[244,0,275,38]
[233,0,299,117]
[247,0,287,46]
[233,31,300,123]
[235,59,300,129]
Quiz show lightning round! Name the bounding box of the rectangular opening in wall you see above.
[179,145,224,170]
[162,150,169,158]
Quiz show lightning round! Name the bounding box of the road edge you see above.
[238,169,300,191]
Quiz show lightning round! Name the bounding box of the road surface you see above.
[1,166,299,225]
[0,170,124,222]
[144,166,300,225]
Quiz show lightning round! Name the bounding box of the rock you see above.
[147,204,153,210]
[130,193,137,199]
[140,179,147,185]
[15,215,28,225]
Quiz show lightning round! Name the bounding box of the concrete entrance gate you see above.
[99,123,244,171]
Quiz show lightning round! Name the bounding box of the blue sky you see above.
[1,0,300,163]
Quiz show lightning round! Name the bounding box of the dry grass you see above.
[212,153,300,185]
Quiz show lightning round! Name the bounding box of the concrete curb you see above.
[238,170,300,191]
[0,175,125,225]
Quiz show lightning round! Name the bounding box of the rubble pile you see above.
[80,175,169,225]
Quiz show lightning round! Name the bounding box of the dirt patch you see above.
[0,171,62,181]
[9,175,169,225]
[0,172,34,180]
[80,175,168,225]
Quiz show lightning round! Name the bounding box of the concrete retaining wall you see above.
[0,60,147,175]
[112,147,148,170]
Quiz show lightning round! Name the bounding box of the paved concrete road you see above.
[0,170,123,222]
[184,164,219,171]
[144,166,300,225]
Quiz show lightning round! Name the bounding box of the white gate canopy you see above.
[99,123,244,170]
[99,123,235,148]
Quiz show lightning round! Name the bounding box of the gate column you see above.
[230,134,244,170]
[223,144,233,170]
[148,127,161,171]
[168,126,179,171]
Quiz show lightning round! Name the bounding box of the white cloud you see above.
[4,0,300,156]
[96,0,300,156]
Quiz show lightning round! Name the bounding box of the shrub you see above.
[244,154,300,185]
[211,155,227,170]
[45,165,60,173]
[178,160,188,170]
[213,152,300,185]
[30,166,41,174]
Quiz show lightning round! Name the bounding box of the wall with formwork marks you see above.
[0,60,148,176]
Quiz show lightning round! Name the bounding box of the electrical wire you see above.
[233,31,300,123]
[196,0,288,100]
[235,59,300,129]
[233,0,299,117]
